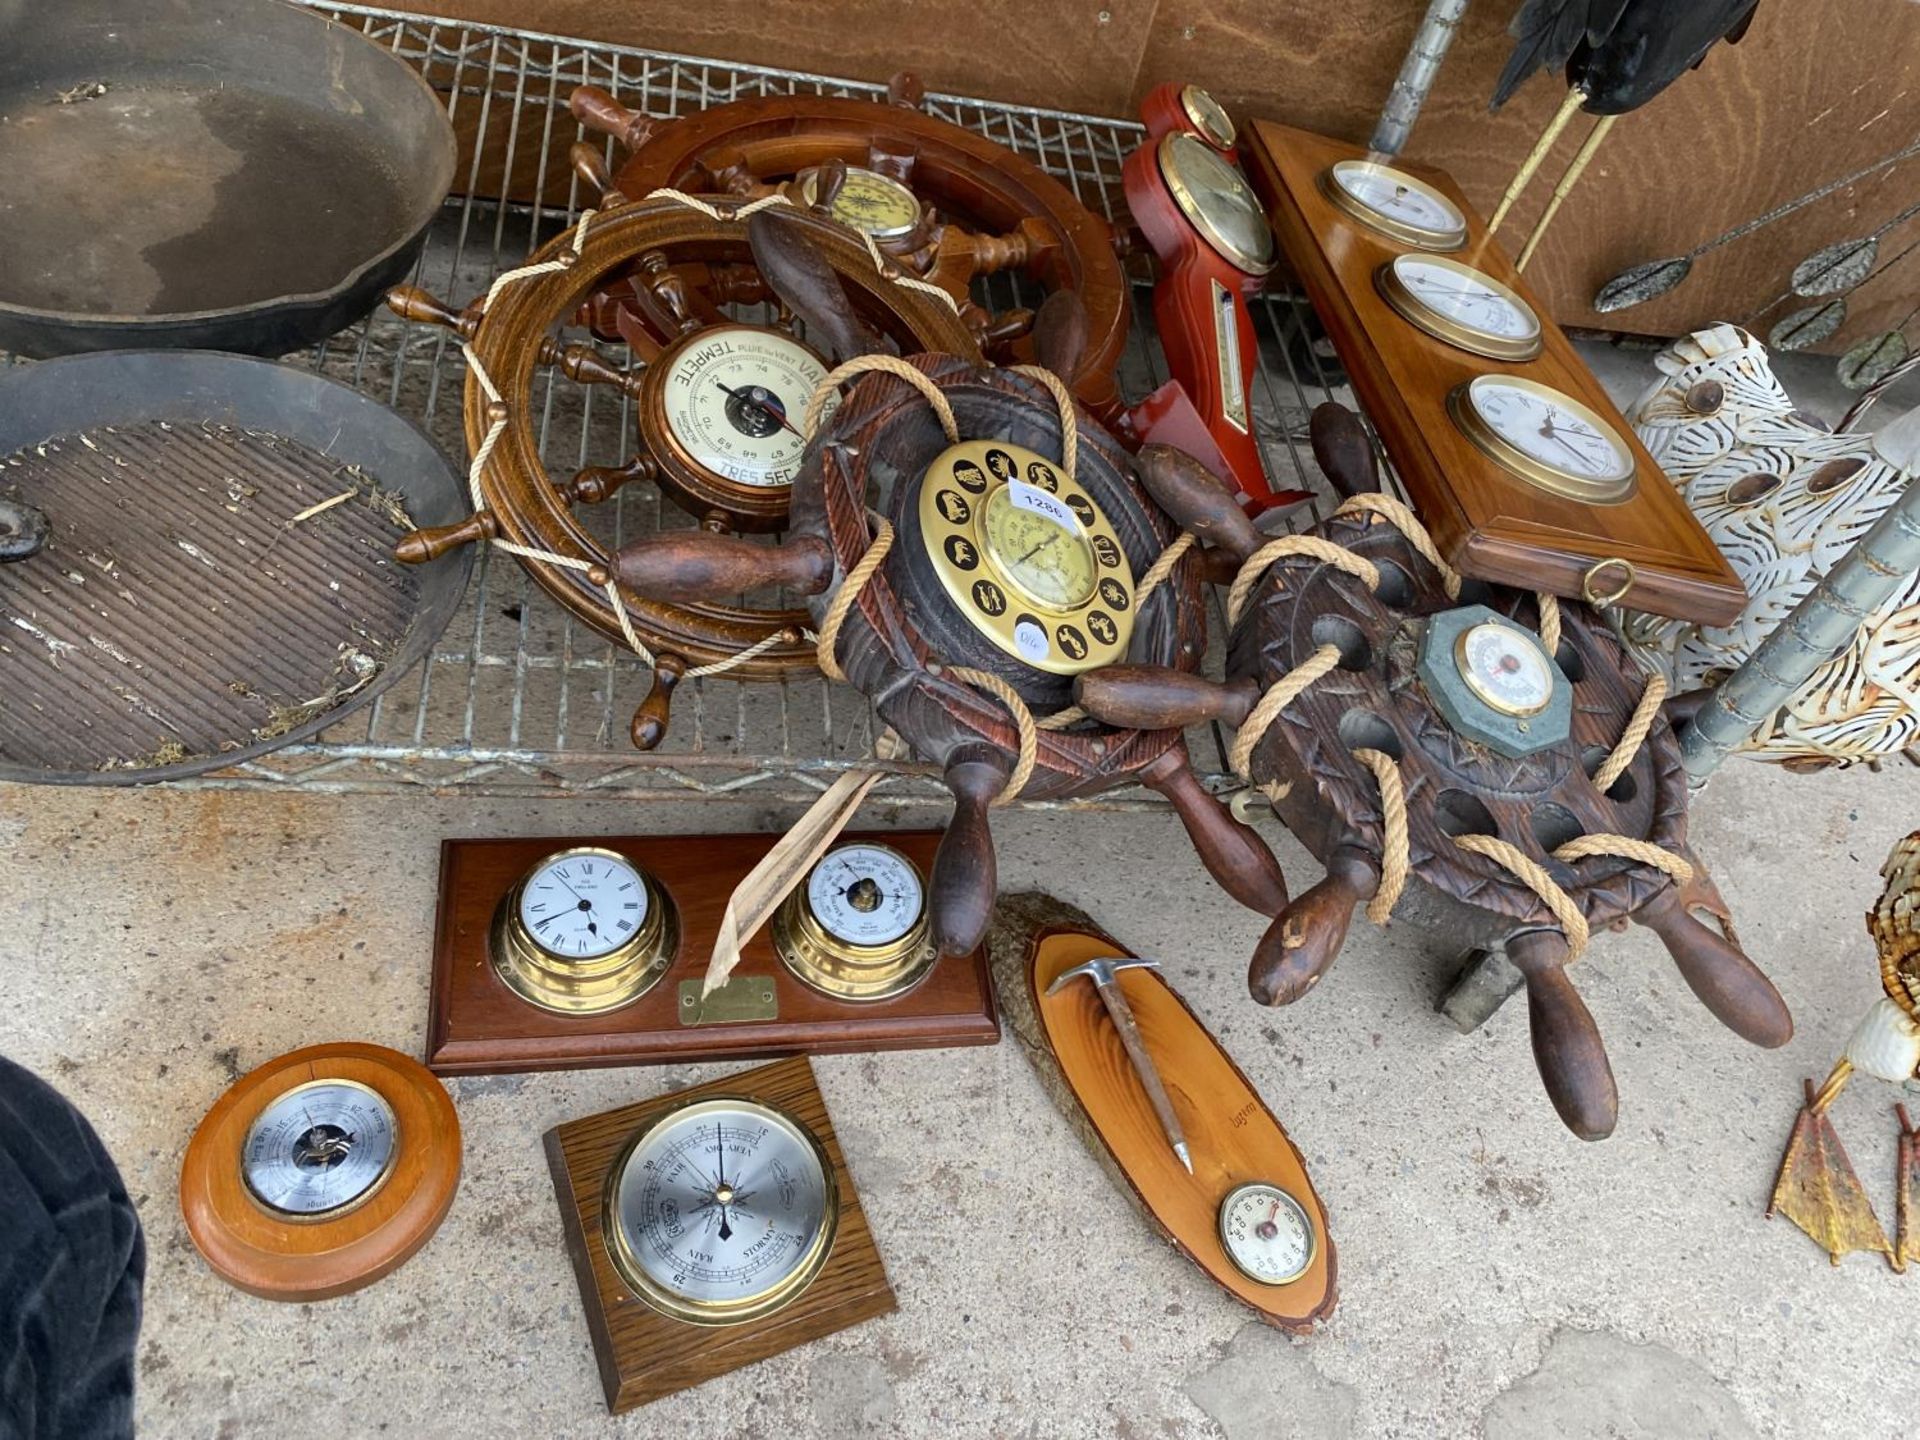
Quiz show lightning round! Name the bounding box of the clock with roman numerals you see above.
[490,846,679,1014]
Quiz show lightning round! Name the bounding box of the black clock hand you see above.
[716,381,805,440]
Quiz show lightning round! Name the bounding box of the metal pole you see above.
[1681,410,1920,779]
[1370,0,1472,157]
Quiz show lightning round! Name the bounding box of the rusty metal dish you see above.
[0,0,456,358]
[0,351,472,784]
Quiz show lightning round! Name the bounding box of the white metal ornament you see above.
[1620,323,1920,767]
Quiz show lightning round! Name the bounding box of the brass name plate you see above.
[678,976,780,1026]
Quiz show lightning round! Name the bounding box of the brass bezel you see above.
[640,323,830,527]
[1179,84,1237,149]
[603,1095,840,1327]
[1217,1181,1317,1287]
[1319,159,1467,251]
[1453,622,1554,718]
[1446,376,1638,504]
[916,438,1138,676]
[240,1077,398,1224]
[1157,133,1274,275]
[490,846,678,1015]
[797,165,922,241]
[1375,254,1542,362]
[773,843,938,1003]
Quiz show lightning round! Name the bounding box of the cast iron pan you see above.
[0,0,456,357]
[0,351,473,785]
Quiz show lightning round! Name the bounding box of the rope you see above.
[1007,365,1081,481]
[1592,667,1667,793]
[1228,538,1381,626]
[1227,643,1343,779]
[483,208,596,309]
[815,513,895,683]
[1334,493,1461,599]
[1454,833,1593,959]
[803,356,961,442]
[1552,834,1694,883]
[645,187,960,316]
[1353,748,1409,924]
[944,667,1037,803]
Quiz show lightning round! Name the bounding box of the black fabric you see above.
[0,1057,144,1440]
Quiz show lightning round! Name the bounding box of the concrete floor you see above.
[3,766,1919,1439]
[6,344,1920,1438]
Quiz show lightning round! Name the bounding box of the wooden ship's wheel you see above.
[386,164,978,748]
[1073,407,1794,1139]
[569,75,1130,418]
[609,259,1287,959]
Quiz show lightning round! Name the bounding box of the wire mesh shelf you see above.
[70,2,1365,802]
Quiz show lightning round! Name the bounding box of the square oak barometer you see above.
[1241,121,1746,625]
[545,1056,893,1412]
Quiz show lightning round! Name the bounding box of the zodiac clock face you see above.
[917,439,1138,675]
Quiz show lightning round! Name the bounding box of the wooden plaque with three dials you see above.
[1241,120,1747,626]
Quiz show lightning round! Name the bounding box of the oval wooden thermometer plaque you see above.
[990,894,1337,1330]
[180,1042,461,1301]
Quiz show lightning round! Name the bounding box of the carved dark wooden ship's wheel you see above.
[386,177,978,748]
[609,273,1287,959]
[1074,407,1793,1140]
[569,75,1131,418]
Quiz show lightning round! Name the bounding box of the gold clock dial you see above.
[1448,375,1637,504]
[917,439,1137,676]
[799,165,921,241]
[1157,133,1274,275]
[1180,84,1236,149]
[982,483,1098,609]
[1377,254,1542,361]
[1322,159,1466,250]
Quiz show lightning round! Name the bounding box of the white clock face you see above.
[1464,377,1636,487]
[1390,255,1540,345]
[1329,160,1466,246]
[1457,621,1556,718]
[1218,1182,1315,1286]
[660,326,831,489]
[805,843,926,948]
[518,849,649,959]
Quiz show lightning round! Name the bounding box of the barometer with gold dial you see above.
[915,437,1137,675]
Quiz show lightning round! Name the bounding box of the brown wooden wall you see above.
[406,0,1920,352]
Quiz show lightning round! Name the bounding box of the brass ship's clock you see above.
[490,846,679,1014]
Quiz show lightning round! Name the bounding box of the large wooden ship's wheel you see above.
[609,280,1288,959]
[1074,408,1793,1140]
[569,75,1130,418]
[387,178,977,748]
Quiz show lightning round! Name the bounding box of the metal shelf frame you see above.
[33,2,1363,802]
